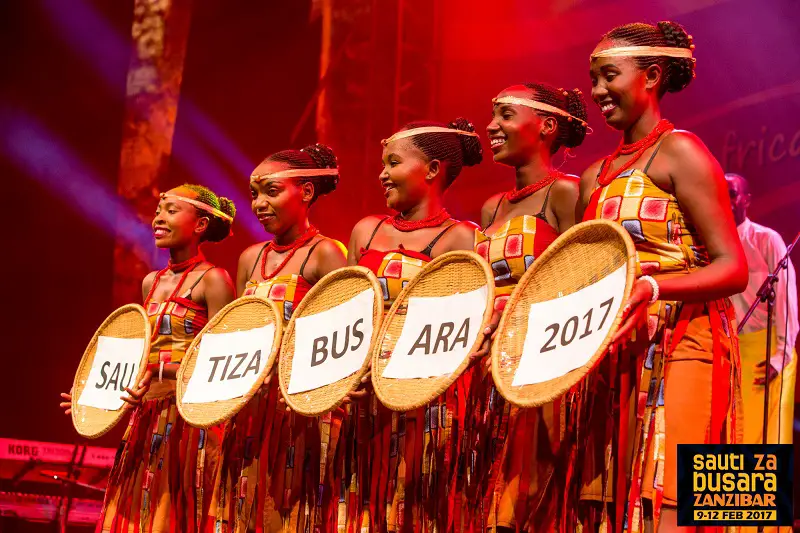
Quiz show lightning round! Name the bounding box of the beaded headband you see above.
[591,46,694,59]
[492,95,590,128]
[250,168,340,183]
[381,126,479,146]
[160,193,234,222]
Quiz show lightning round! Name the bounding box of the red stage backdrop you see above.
[432,0,800,244]
[3,0,798,447]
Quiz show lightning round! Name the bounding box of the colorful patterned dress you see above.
[331,217,468,533]
[468,186,562,532]
[579,147,742,532]
[99,265,217,533]
[208,240,344,533]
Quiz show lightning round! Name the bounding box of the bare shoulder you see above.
[481,193,505,215]
[449,219,480,241]
[660,129,712,158]
[141,270,158,300]
[660,130,722,186]
[350,214,387,245]
[201,266,234,289]
[239,242,267,266]
[480,193,505,227]
[552,175,579,195]
[580,158,605,185]
[353,214,387,234]
[314,236,348,261]
[430,220,479,256]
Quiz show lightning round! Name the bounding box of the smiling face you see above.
[379,137,435,212]
[589,39,655,130]
[249,160,313,235]
[486,86,555,167]
[152,187,209,248]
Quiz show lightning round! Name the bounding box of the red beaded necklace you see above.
[167,251,206,273]
[597,119,674,186]
[506,170,568,203]
[389,209,451,232]
[260,225,319,280]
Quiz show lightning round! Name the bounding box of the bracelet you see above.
[639,275,659,304]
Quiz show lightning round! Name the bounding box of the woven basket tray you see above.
[279,266,383,416]
[177,296,283,428]
[492,219,636,407]
[371,250,495,411]
[71,304,150,439]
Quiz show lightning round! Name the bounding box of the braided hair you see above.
[603,21,696,95]
[521,83,588,154]
[264,143,339,204]
[180,184,236,242]
[401,117,483,189]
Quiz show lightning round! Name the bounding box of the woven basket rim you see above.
[491,219,637,407]
[176,295,283,428]
[279,266,383,416]
[71,303,151,439]
[371,250,495,411]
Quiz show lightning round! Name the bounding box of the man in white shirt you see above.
[726,173,797,445]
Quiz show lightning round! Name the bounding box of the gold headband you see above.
[250,168,339,183]
[591,46,694,59]
[381,126,479,146]
[492,96,590,128]
[160,193,234,222]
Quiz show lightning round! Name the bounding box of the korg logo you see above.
[8,444,39,457]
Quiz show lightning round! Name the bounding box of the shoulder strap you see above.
[169,263,200,300]
[484,194,505,230]
[643,131,672,173]
[184,267,216,298]
[420,222,458,257]
[595,159,608,185]
[364,216,390,251]
[247,243,270,281]
[299,239,325,280]
[536,181,557,219]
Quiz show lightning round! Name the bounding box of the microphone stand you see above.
[737,231,800,446]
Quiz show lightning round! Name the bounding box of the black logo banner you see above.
[677,444,793,526]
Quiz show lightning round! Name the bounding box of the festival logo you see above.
[678,444,793,527]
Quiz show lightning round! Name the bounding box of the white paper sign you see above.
[77,336,145,410]
[182,324,276,404]
[512,265,626,386]
[287,289,375,394]
[383,285,488,379]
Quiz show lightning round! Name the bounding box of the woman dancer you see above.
[339,118,482,532]
[470,82,588,531]
[578,21,747,532]
[62,184,236,532]
[209,144,346,533]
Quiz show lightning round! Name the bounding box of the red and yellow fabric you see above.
[242,274,312,322]
[98,273,215,533]
[328,245,471,532]
[358,248,428,308]
[469,215,560,532]
[209,274,342,533]
[474,214,558,311]
[579,168,743,533]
